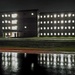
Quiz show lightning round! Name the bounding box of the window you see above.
[40,27,43,30]
[31,13,34,15]
[8,27,11,29]
[47,33,49,36]
[58,33,60,35]
[44,27,46,30]
[44,21,46,24]
[2,27,4,30]
[47,27,49,30]
[72,26,74,29]
[68,13,71,17]
[5,27,7,29]
[51,27,53,30]
[61,20,64,24]
[61,14,64,18]
[58,15,60,17]
[58,27,60,29]
[12,20,18,24]
[40,15,43,18]
[24,26,27,29]
[47,15,50,18]
[40,21,43,24]
[65,20,67,23]
[54,20,56,24]
[68,26,71,29]
[12,13,18,18]
[68,20,71,23]
[54,26,56,30]
[47,21,49,24]
[61,26,64,29]
[2,15,4,17]
[65,33,67,35]
[54,14,57,18]
[72,33,74,35]
[40,33,43,36]
[2,21,4,23]
[58,21,60,23]
[65,27,67,29]
[72,14,75,17]
[65,14,67,17]
[72,20,74,23]
[51,21,53,24]
[44,33,46,36]
[12,26,17,30]
[51,15,53,18]
[8,21,11,23]
[44,15,46,18]
[5,14,7,17]
[5,20,8,23]
[54,33,56,36]
[8,14,10,17]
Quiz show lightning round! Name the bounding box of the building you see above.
[0,9,75,38]
[38,11,75,37]
[0,9,38,38]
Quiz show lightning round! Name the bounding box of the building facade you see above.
[0,9,75,38]
[38,12,75,37]
[0,9,38,38]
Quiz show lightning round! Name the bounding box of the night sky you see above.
[0,0,75,12]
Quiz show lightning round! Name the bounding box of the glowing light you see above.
[12,20,18,24]
[51,21,53,24]
[47,27,49,30]
[68,33,71,35]
[44,33,46,36]
[12,13,18,18]
[47,15,50,18]
[51,33,53,36]
[2,21,4,23]
[8,14,10,17]
[5,14,7,17]
[61,26,64,29]
[58,15,60,17]
[8,21,11,23]
[51,27,53,30]
[40,21,43,24]
[68,26,71,29]
[54,14,57,18]
[65,20,67,23]
[72,26,74,29]
[54,20,56,24]
[65,14,67,17]
[61,20,64,24]
[40,15,43,18]
[47,21,49,24]
[2,15,4,17]
[12,26,17,30]
[2,27,4,29]
[61,14,64,18]
[72,20,74,23]
[44,15,46,18]
[44,21,46,24]
[31,13,34,15]
[24,26,27,29]
[51,15,53,18]
[68,13,71,17]
[58,21,60,23]
[40,27,43,30]
[40,33,43,36]
[68,20,71,23]
[8,27,11,29]
[72,14,75,17]
[54,33,56,35]
[65,27,67,29]
[72,33,74,35]
[58,27,60,29]
[58,33,60,35]
[65,33,67,35]
[61,33,63,35]
[44,27,46,30]
[54,26,56,30]
[47,33,49,36]
[5,20,8,23]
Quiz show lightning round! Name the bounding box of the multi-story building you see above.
[0,9,38,38]
[0,9,75,38]
[38,11,75,37]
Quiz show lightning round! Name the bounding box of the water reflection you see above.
[0,52,75,75]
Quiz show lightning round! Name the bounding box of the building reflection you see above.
[1,52,75,75]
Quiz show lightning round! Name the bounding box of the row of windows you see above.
[1,13,34,18]
[2,26,17,30]
[2,20,18,24]
[39,20,75,24]
[39,13,75,19]
[39,32,75,36]
[40,26,75,30]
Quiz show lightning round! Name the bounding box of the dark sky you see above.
[0,0,75,12]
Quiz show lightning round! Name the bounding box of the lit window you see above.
[50,27,53,30]
[44,27,46,30]
[8,33,11,35]
[40,15,43,18]
[12,20,18,24]
[68,33,71,35]
[2,27,4,29]
[8,14,10,17]
[5,20,8,23]
[72,26,74,29]
[12,13,18,18]
[61,14,64,18]
[58,15,60,17]
[58,33,60,35]
[65,20,67,23]
[72,20,74,23]
[5,14,7,17]
[47,21,49,24]
[68,13,71,17]
[5,33,7,36]
[68,20,71,23]
[72,33,74,35]
[24,26,27,29]
[31,13,34,15]
[40,27,43,30]
[61,26,64,29]
[72,14,75,17]
[2,15,4,17]
[54,14,57,18]
[65,33,67,35]
[40,21,43,24]
[51,21,53,24]
[54,33,56,36]
[51,15,53,18]
[47,15,50,18]
[40,33,43,36]
[47,27,49,30]
[12,26,17,30]
[61,33,63,35]
[44,21,46,24]
[54,20,57,24]
[8,21,11,23]
[44,33,46,36]
[8,27,11,29]
[58,27,60,29]
[61,20,64,24]
[65,27,67,29]
[47,33,49,36]
[58,21,60,23]
[5,27,7,29]
[44,15,46,18]
[65,14,67,17]
[68,26,71,29]
[54,26,56,30]
[2,21,4,23]
[51,33,53,36]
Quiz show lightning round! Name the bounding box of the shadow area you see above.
[18,53,48,75]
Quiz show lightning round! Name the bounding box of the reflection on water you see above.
[0,52,75,75]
